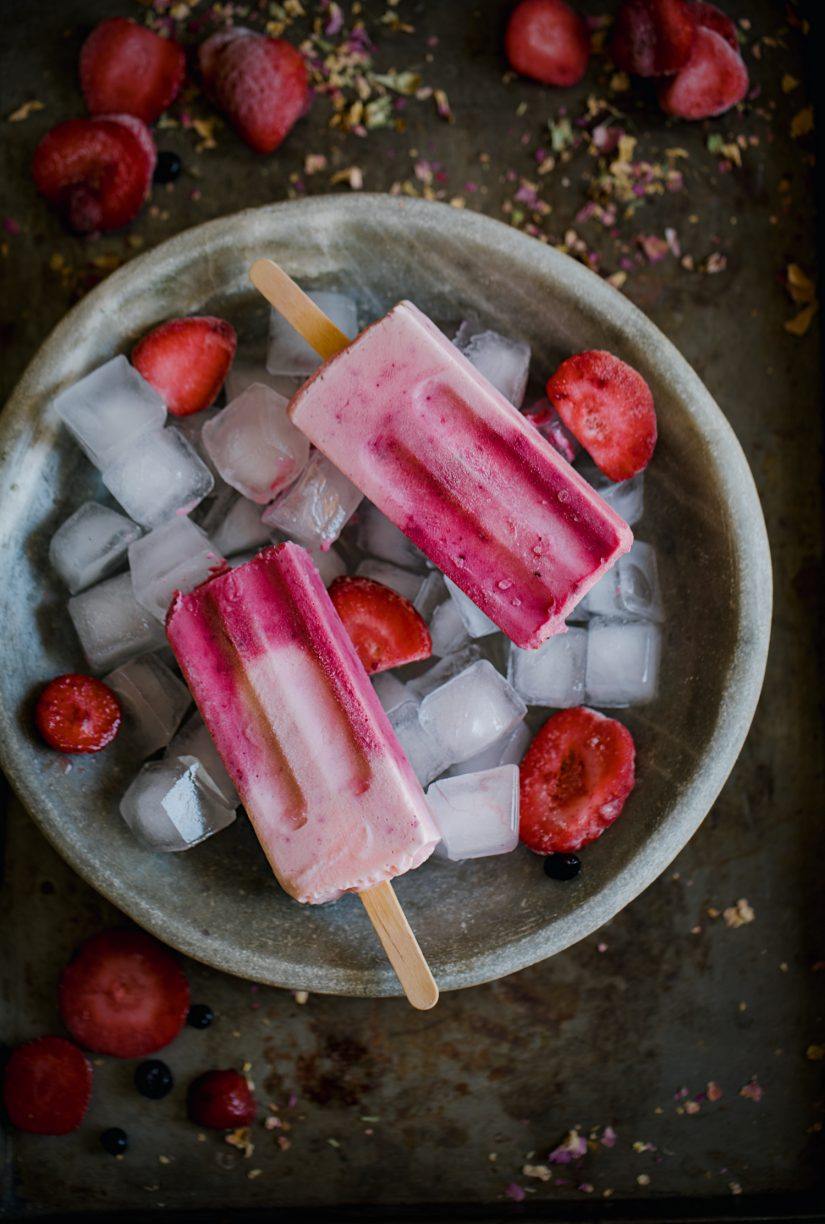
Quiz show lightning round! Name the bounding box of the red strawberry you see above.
[198,28,309,154]
[35,674,122,754]
[132,317,237,416]
[59,928,190,1058]
[106,114,158,177]
[32,116,155,234]
[658,25,748,119]
[545,349,657,481]
[328,577,432,675]
[81,17,185,124]
[690,0,739,50]
[519,707,636,854]
[2,1037,92,1135]
[504,0,590,87]
[611,0,697,76]
[187,1069,257,1129]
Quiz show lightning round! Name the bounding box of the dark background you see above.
[0,0,822,1217]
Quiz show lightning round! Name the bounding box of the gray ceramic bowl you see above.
[0,196,771,996]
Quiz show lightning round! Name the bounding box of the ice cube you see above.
[372,672,411,715]
[202,384,310,504]
[306,544,347,586]
[427,765,520,860]
[407,644,482,698]
[165,710,238,807]
[428,598,470,658]
[388,699,452,786]
[419,659,527,766]
[585,617,662,706]
[356,503,427,571]
[454,323,530,408]
[203,494,270,557]
[523,397,579,463]
[355,560,424,603]
[413,571,447,621]
[49,502,141,593]
[53,355,166,470]
[102,426,214,529]
[105,654,191,760]
[262,451,362,549]
[129,517,224,622]
[173,405,225,477]
[120,756,236,852]
[583,540,663,621]
[579,460,644,527]
[267,291,358,376]
[444,576,499,638]
[507,628,588,707]
[68,572,166,673]
[448,721,532,776]
[225,360,302,402]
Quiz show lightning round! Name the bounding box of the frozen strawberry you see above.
[59,928,190,1058]
[105,114,158,179]
[198,28,309,154]
[690,0,739,50]
[519,707,636,854]
[328,577,432,675]
[658,25,748,119]
[504,0,590,87]
[35,674,122,754]
[611,0,697,76]
[2,1037,92,1135]
[132,317,237,416]
[81,17,185,124]
[187,1069,257,1129]
[32,116,155,234]
[545,349,657,481]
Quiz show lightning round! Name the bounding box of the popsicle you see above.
[166,541,440,1008]
[249,260,633,649]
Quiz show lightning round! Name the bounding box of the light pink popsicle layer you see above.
[166,542,440,903]
[289,302,633,648]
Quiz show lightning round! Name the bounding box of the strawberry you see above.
[2,1037,92,1135]
[658,25,748,119]
[611,0,697,76]
[198,28,310,154]
[32,116,155,234]
[689,0,739,51]
[545,349,657,481]
[504,0,590,87]
[59,928,190,1058]
[519,707,636,854]
[187,1069,257,1129]
[80,17,185,125]
[132,317,237,416]
[328,577,432,675]
[35,674,122,754]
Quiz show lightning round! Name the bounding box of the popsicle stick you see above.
[359,881,439,1010]
[249,259,351,360]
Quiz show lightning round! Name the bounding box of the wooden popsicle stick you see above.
[359,881,439,1011]
[249,259,351,360]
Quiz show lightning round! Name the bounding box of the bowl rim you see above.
[0,194,772,994]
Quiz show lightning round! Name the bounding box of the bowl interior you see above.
[0,197,770,994]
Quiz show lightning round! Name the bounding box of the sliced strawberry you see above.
[35,674,121,754]
[132,317,237,416]
[611,0,697,76]
[32,117,155,234]
[545,349,657,481]
[80,17,185,124]
[105,113,158,179]
[198,28,310,154]
[187,1069,257,1129]
[59,928,190,1058]
[2,1037,92,1135]
[328,576,432,675]
[690,0,739,50]
[504,0,590,87]
[657,25,748,119]
[519,707,636,854]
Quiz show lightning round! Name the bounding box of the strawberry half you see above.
[59,928,190,1058]
[328,576,432,675]
[187,1069,257,1129]
[132,317,237,416]
[198,28,310,155]
[611,0,697,76]
[2,1037,92,1135]
[689,0,739,50]
[81,17,185,124]
[32,116,155,234]
[35,674,122,754]
[519,707,636,854]
[504,0,591,88]
[658,25,748,119]
[545,349,657,481]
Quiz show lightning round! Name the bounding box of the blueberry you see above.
[134,1059,174,1099]
[187,1003,214,1030]
[100,1127,128,1155]
[153,151,182,184]
[543,853,582,881]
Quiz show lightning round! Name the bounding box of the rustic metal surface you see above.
[1,0,822,1217]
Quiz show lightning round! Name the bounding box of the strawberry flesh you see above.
[611,0,697,76]
[35,674,122,754]
[80,17,185,124]
[187,1069,257,1129]
[689,0,739,50]
[658,25,748,119]
[2,1037,93,1135]
[504,0,591,87]
[328,576,432,675]
[519,707,636,854]
[132,316,237,416]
